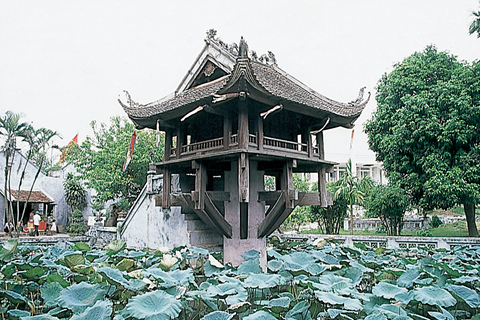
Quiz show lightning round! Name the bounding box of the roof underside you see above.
[7,190,54,203]
[120,36,369,131]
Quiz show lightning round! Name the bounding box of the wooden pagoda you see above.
[120,31,369,265]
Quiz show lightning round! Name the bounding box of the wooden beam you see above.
[192,160,207,210]
[176,127,183,159]
[238,99,248,149]
[316,131,325,160]
[238,153,249,202]
[164,129,173,162]
[318,166,328,207]
[206,191,230,202]
[162,168,171,209]
[257,114,264,151]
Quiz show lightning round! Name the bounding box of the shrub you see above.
[66,209,87,235]
[429,215,443,229]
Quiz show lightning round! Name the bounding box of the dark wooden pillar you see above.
[164,129,173,161]
[281,160,295,209]
[192,160,207,210]
[316,131,325,160]
[238,98,249,149]
[238,153,249,202]
[162,167,171,209]
[317,166,327,207]
[223,114,231,151]
[257,115,264,151]
[176,127,184,159]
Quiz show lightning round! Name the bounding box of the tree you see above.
[364,185,411,236]
[310,187,348,235]
[0,111,29,227]
[469,4,480,37]
[67,117,164,205]
[330,159,374,235]
[63,173,87,213]
[365,46,480,237]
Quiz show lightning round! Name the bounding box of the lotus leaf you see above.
[241,249,260,260]
[0,289,27,304]
[373,304,407,318]
[268,297,290,313]
[243,273,283,289]
[19,315,59,320]
[106,240,126,256]
[237,258,262,274]
[22,266,46,280]
[97,267,130,288]
[227,301,251,313]
[394,291,414,305]
[328,308,354,319]
[70,300,112,320]
[63,253,85,268]
[201,311,234,320]
[413,287,456,307]
[116,258,135,272]
[285,300,310,319]
[453,275,479,284]
[0,240,17,262]
[70,242,90,253]
[45,273,69,288]
[315,291,362,310]
[343,267,363,286]
[428,306,454,320]
[266,260,283,272]
[318,274,353,290]
[73,265,95,275]
[143,268,194,289]
[397,269,420,288]
[56,282,106,313]
[187,246,210,258]
[7,309,30,319]
[123,290,182,320]
[41,282,63,307]
[364,312,387,320]
[204,260,224,277]
[372,282,407,299]
[445,284,480,308]
[243,310,277,320]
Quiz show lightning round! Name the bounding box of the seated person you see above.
[3,222,14,234]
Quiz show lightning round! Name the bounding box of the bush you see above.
[417,230,433,237]
[66,209,87,235]
[429,215,443,229]
[310,193,348,235]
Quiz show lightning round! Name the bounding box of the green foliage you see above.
[63,173,87,212]
[67,116,164,204]
[364,185,411,236]
[282,174,313,231]
[470,5,480,37]
[365,46,480,236]
[310,189,348,234]
[1,239,480,319]
[65,209,87,235]
[429,215,443,229]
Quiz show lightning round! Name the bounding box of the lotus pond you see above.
[0,238,480,320]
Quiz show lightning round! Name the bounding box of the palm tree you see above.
[0,111,29,227]
[330,159,374,235]
[469,8,480,37]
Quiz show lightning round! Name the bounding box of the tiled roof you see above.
[8,190,54,203]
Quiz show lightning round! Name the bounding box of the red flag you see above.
[58,134,79,164]
[123,131,137,172]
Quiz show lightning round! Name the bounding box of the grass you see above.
[299,220,480,237]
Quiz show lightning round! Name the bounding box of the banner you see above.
[122,131,137,172]
[58,133,78,164]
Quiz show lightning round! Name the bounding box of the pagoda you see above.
[120,30,369,266]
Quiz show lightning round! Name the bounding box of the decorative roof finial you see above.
[239,36,249,58]
[206,29,217,40]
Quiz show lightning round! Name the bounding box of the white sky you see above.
[1,0,479,163]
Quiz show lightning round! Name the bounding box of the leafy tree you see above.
[330,159,374,235]
[469,4,480,37]
[282,174,312,231]
[365,46,480,237]
[67,117,164,205]
[0,111,29,227]
[65,209,87,235]
[310,187,348,234]
[64,173,87,213]
[364,185,411,236]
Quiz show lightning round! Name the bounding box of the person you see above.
[33,211,41,236]
[50,219,57,235]
[3,221,14,234]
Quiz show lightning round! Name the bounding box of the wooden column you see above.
[176,127,184,159]
[281,160,295,209]
[257,115,264,151]
[238,153,249,202]
[238,98,249,149]
[192,160,207,210]
[306,127,313,158]
[162,167,171,209]
[317,166,327,207]
[316,131,325,160]
[164,129,173,161]
[223,114,231,151]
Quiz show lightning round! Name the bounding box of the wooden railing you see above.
[181,137,224,154]
[263,136,308,153]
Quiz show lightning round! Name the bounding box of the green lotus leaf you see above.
[285,300,310,318]
[70,300,112,320]
[70,242,90,253]
[373,304,407,318]
[413,286,456,307]
[328,308,353,319]
[143,268,195,289]
[395,291,415,305]
[428,306,454,320]
[281,251,315,272]
[186,246,210,258]
[0,240,18,262]
[344,267,363,286]
[237,258,262,274]
[127,279,148,292]
[445,284,480,308]
[266,260,283,272]
[106,240,126,256]
[315,291,362,310]
[19,315,59,320]
[22,266,47,280]
[201,311,234,320]
[45,274,70,288]
[243,310,277,320]
[397,269,420,288]
[97,267,130,288]
[439,263,462,277]
[56,282,106,313]
[349,260,373,273]
[241,249,260,260]
[343,246,362,256]
[123,290,182,320]
[128,250,148,259]
[268,296,290,313]
[73,265,95,275]
[2,262,17,278]
[318,274,353,291]
[0,289,27,304]
[243,273,283,289]
[204,261,224,277]
[64,253,85,269]
[7,309,30,319]
[372,282,408,299]
[454,275,480,284]
[364,312,387,320]
[41,282,63,307]
[116,258,135,272]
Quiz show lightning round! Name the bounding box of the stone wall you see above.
[344,217,428,232]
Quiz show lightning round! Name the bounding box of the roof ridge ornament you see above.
[239,37,249,58]
[348,87,371,107]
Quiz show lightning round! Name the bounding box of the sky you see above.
[1,0,479,164]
